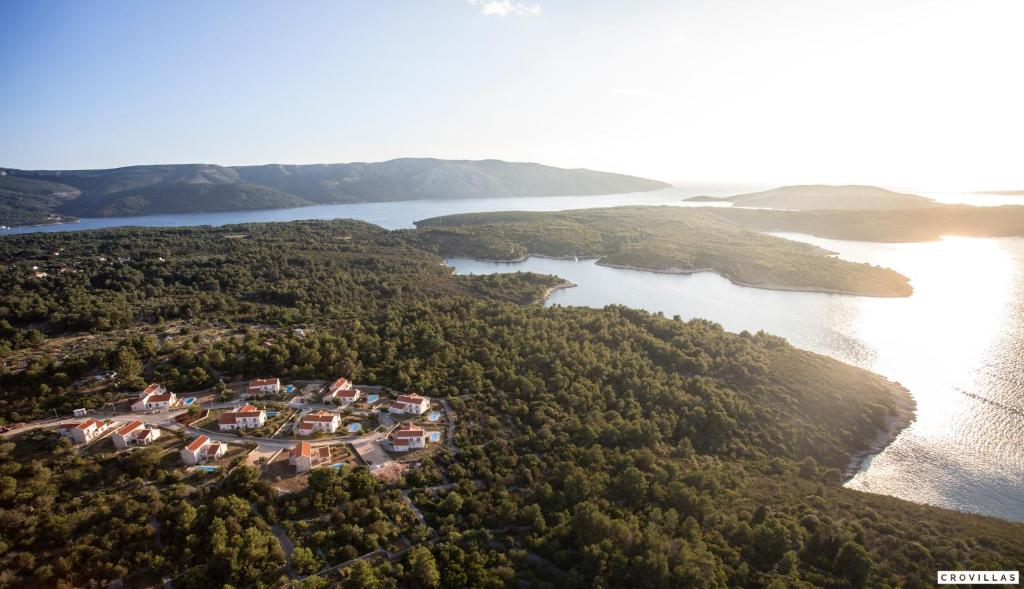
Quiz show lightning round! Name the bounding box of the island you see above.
[684,184,936,210]
[0,159,671,227]
[707,203,1024,242]
[1,220,1021,588]
[411,206,914,297]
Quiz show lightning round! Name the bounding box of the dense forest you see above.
[1,221,1022,588]
[411,207,912,296]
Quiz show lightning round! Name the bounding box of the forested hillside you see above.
[0,159,670,226]
[0,221,1021,588]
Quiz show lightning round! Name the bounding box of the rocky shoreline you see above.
[842,382,917,482]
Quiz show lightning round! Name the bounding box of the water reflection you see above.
[448,235,1024,521]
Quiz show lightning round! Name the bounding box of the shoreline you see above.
[842,382,917,482]
[594,260,912,298]
[538,280,577,303]
[451,253,911,298]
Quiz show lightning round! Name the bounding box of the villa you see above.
[323,377,359,405]
[247,378,281,396]
[131,383,177,411]
[58,418,110,445]
[391,424,428,451]
[218,404,267,431]
[180,434,227,465]
[389,393,430,415]
[295,410,340,436]
[288,441,332,473]
[112,421,161,449]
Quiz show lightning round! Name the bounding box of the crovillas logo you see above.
[937,571,1019,585]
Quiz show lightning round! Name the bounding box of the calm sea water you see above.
[4,185,1024,521]
[4,185,1020,236]
[448,235,1024,523]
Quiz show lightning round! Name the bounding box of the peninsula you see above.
[412,206,914,297]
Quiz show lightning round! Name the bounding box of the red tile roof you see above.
[393,424,425,438]
[143,383,163,395]
[218,414,237,425]
[116,421,143,436]
[248,378,279,388]
[200,443,224,456]
[290,441,311,458]
[396,394,426,405]
[185,435,209,452]
[148,393,173,403]
[330,377,350,390]
[301,410,337,423]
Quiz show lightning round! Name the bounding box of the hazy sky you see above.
[2,0,1022,189]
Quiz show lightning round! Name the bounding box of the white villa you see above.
[58,418,110,445]
[295,410,340,436]
[131,383,177,411]
[323,377,359,405]
[389,393,430,415]
[112,421,162,449]
[391,424,428,451]
[180,434,227,465]
[247,378,281,396]
[218,404,267,431]
[288,441,331,473]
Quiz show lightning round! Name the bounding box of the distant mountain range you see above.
[685,184,935,210]
[0,159,671,226]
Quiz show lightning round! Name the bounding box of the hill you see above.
[412,206,914,296]
[234,158,671,202]
[59,182,313,216]
[0,174,80,226]
[0,159,671,225]
[687,184,935,210]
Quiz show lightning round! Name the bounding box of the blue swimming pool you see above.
[183,397,196,405]
[347,423,362,433]
[328,463,343,469]
[193,465,219,473]
[427,411,441,422]
[366,394,379,403]
[284,385,295,393]
[266,411,279,417]
[429,431,442,442]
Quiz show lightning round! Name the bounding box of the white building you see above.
[389,393,430,415]
[288,441,331,473]
[218,404,267,431]
[323,377,359,405]
[112,421,162,449]
[391,424,427,451]
[295,410,340,436]
[131,384,176,411]
[181,435,227,465]
[58,419,109,445]
[247,378,281,396]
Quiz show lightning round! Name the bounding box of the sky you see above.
[1,0,1023,190]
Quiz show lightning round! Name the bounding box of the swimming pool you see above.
[328,463,343,469]
[366,394,379,403]
[192,465,219,473]
[183,397,196,405]
[428,431,442,442]
[427,411,441,422]
[347,423,362,433]
[284,385,295,393]
[266,411,279,417]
